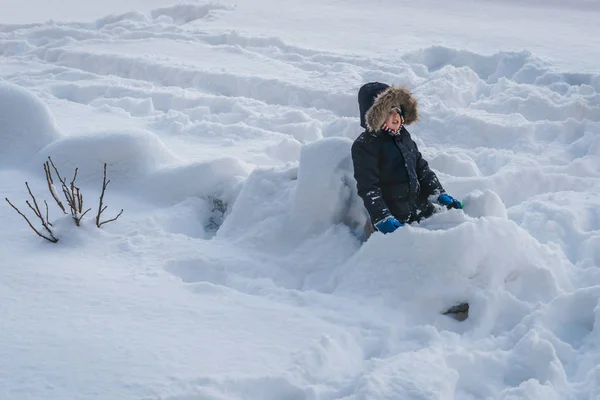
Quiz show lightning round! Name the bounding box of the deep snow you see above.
[1,1,600,399]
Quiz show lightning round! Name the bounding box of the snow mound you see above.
[291,137,367,238]
[332,215,574,326]
[0,82,62,167]
[216,164,298,247]
[32,129,178,186]
[218,138,368,247]
[463,189,508,219]
[142,157,250,206]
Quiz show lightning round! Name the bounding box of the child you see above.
[352,82,462,234]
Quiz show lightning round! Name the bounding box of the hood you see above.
[358,82,390,129]
[363,86,419,132]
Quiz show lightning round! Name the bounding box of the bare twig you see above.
[49,159,85,226]
[70,187,87,226]
[47,157,80,223]
[5,197,58,243]
[70,168,79,189]
[26,182,43,219]
[48,156,76,217]
[44,200,52,227]
[70,169,79,216]
[80,208,92,220]
[44,161,66,214]
[26,200,40,218]
[98,209,123,227]
[77,188,83,214]
[23,182,55,237]
[62,185,75,211]
[96,163,123,227]
[47,156,64,184]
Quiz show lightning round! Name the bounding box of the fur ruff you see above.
[365,86,418,132]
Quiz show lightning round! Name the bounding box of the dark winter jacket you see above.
[352,83,445,225]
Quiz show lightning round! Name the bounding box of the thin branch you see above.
[47,156,64,184]
[96,163,108,227]
[98,209,123,227]
[25,193,54,237]
[70,168,79,187]
[77,188,83,214]
[80,208,92,220]
[48,156,78,219]
[44,162,53,184]
[25,181,55,237]
[5,197,58,243]
[62,185,75,210]
[44,200,52,227]
[26,200,41,219]
[70,168,79,212]
[26,182,43,219]
[45,161,66,214]
[96,163,123,227]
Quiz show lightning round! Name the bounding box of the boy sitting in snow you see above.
[352,82,463,234]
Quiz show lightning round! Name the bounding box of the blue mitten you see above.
[438,193,463,210]
[375,216,403,234]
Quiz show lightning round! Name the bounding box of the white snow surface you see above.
[1,0,600,399]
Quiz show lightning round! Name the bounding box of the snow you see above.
[34,129,178,184]
[1,0,600,399]
[0,82,62,167]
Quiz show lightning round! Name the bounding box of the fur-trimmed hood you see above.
[364,86,419,132]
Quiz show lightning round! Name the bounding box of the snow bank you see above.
[32,129,178,186]
[0,82,62,167]
[291,137,367,239]
[216,164,298,248]
[218,137,368,247]
[462,189,508,219]
[142,157,249,207]
[332,214,575,328]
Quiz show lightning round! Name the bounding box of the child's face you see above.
[385,109,404,131]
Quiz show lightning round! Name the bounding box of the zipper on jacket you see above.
[393,136,419,219]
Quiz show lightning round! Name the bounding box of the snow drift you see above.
[0,82,62,167]
[32,129,178,186]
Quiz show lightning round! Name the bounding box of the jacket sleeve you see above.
[414,142,445,198]
[351,135,392,225]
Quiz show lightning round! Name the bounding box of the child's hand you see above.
[438,193,463,209]
[375,216,403,233]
